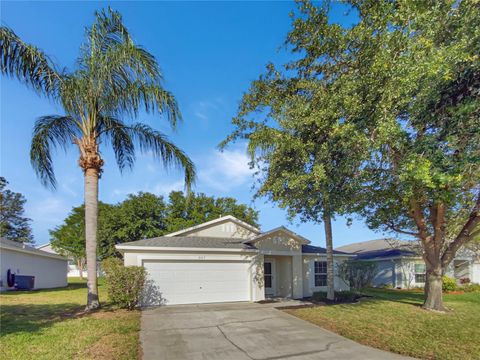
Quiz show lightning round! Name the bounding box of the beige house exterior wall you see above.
[181,220,257,239]
[254,233,303,253]
[302,255,351,297]
[119,218,352,305]
[123,249,265,302]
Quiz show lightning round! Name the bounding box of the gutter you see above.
[115,245,259,253]
[302,253,356,257]
[1,245,68,261]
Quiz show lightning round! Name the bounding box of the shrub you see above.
[462,283,480,293]
[460,277,471,285]
[312,291,362,303]
[337,260,378,290]
[102,258,147,310]
[442,276,457,292]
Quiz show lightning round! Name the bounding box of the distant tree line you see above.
[49,191,259,276]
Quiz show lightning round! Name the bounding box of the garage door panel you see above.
[144,260,250,305]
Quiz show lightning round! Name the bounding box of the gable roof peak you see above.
[164,215,261,237]
[245,226,311,245]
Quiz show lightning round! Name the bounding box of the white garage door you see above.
[144,260,251,305]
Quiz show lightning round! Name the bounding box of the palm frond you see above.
[97,116,135,172]
[127,123,196,191]
[0,27,62,96]
[88,8,131,55]
[107,81,181,127]
[30,115,79,188]
[76,8,181,129]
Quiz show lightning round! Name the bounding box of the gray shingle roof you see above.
[335,238,422,260]
[302,244,350,255]
[0,237,67,260]
[355,249,419,260]
[119,236,257,250]
[336,238,419,254]
[119,237,356,254]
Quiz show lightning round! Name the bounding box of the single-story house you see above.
[116,215,353,305]
[37,242,103,278]
[0,237,68,290]
[336,239,480,288]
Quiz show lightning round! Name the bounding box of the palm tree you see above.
[1,8,196,310]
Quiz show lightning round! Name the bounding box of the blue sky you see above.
[1,1,387,247]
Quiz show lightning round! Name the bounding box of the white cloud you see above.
[191,98,225,122]
[110,180,185,200]
[198,148,253,192]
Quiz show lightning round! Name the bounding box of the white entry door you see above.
[144,260,251,305]
[264,260,276,296]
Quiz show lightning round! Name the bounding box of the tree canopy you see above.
[50,191,259,260]
[165,191,259,232]
[0,177,33,243]
[50,202,114,263]
[223,0,479,311]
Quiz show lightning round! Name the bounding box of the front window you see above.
[314,261,327,287]
[415,263,426,283]
[264,262,272,288]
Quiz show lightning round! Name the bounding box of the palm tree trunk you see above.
[85,167,100,311]
[323,209,335,301]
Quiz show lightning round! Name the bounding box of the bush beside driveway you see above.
[284,289,480,360]
[0,278,140,360]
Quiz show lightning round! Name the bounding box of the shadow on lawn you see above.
[365,289,425,306]
[0,302,85,337]
[1,282,87,296]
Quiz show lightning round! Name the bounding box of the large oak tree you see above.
[225,0,479,311]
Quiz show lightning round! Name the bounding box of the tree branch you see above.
[430,202,446,258]
[442,194,480,267]
[409,197,436,267]
[386,222,420,237]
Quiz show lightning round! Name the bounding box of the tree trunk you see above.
[423,263,446,311]
[323,211,335,301]
[77,258,83,279]
[84,167,100,311]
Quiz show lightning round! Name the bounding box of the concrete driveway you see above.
[141,302,413,360]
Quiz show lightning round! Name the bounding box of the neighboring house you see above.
[37,243,102,277]
[0,237,68,290]
[116,215,353,306]
[336,239,480,288]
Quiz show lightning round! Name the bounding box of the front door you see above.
[264,260,275,296]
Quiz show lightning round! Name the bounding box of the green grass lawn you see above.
[0,278,140,360]
[285,288,480,360]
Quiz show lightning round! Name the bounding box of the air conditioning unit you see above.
[15,275,35,290]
